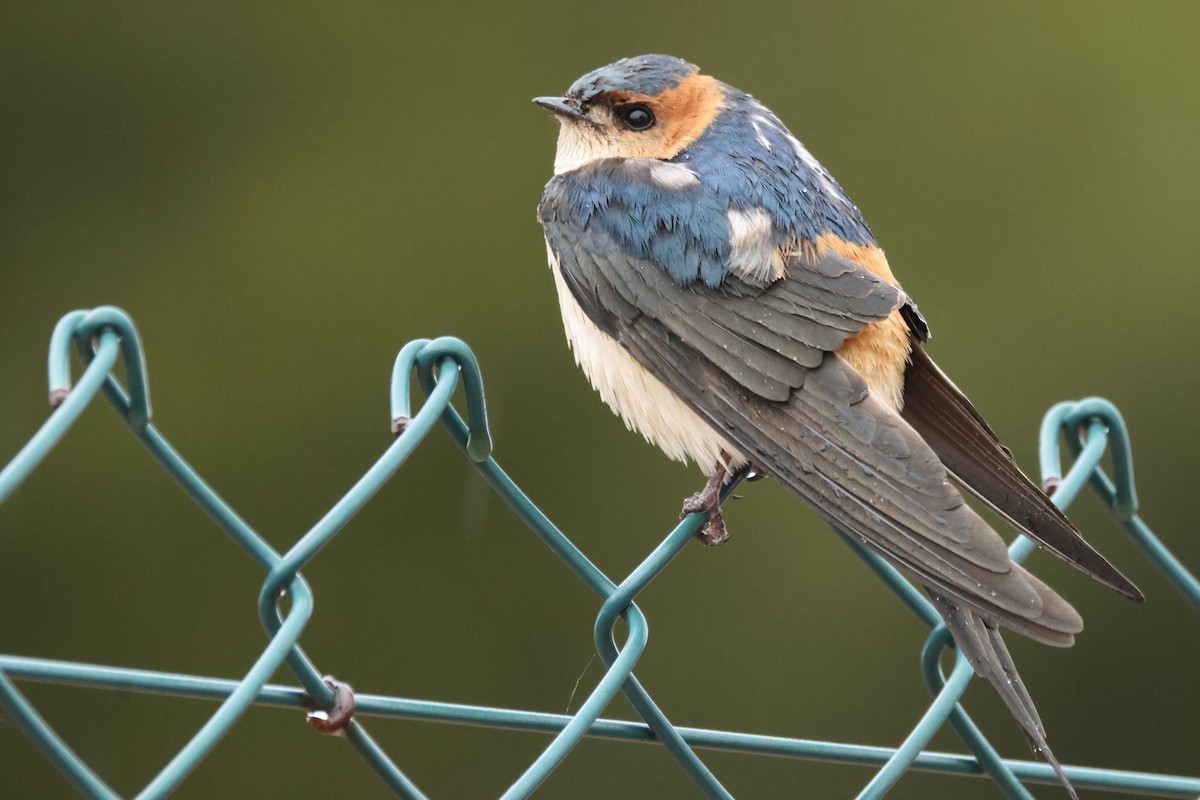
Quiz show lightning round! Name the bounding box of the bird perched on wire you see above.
[534,54,1142,797]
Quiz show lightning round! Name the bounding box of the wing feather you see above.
[902,345,1142,601]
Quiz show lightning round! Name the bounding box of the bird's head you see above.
[534,54,725,175]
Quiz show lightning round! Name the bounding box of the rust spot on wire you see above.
[306,675,356,735]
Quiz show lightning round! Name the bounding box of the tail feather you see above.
[929,592,1078,800]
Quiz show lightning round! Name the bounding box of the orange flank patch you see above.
[812,234,912,411]
[812,233,899,284]
[603,74,725,160]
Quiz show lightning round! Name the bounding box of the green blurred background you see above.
[1,2,1197,798]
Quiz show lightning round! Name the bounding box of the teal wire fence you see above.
[1,306,1197,799]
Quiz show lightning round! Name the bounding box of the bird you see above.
[533,54,1141,797]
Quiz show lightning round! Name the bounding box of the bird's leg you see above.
[681,451,733,546]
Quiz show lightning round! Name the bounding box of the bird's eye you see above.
[618,104,656,131]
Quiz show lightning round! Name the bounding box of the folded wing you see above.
[542,169,1083,642]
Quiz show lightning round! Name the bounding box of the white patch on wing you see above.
[649,161,700,190]
[545,241,745,475]
[726,207,785,284]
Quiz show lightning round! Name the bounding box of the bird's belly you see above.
[547,248,745,475]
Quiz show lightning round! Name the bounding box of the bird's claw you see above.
[680,462,730,545]
[695,510,730,546]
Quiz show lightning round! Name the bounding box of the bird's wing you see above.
[539,162,1082,644]
[901,345,1143,601]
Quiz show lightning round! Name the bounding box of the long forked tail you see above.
[927,593,1078,800]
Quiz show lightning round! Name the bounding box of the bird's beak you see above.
[533,95,588,123]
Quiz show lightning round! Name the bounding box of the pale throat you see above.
[552,121,621,175]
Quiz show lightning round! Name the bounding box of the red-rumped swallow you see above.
[535,54,1142,797]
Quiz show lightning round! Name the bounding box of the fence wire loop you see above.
[1,306,1197,800]
[50,306,154,429]
[391,336,492,462]
[1041,399,1199,612]
[1041,399,1138,520]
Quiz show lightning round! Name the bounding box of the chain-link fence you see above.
[2,306,1197,799]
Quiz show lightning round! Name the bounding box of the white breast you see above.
[546,242,745,476]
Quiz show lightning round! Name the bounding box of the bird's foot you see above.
[681,463,730,546]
